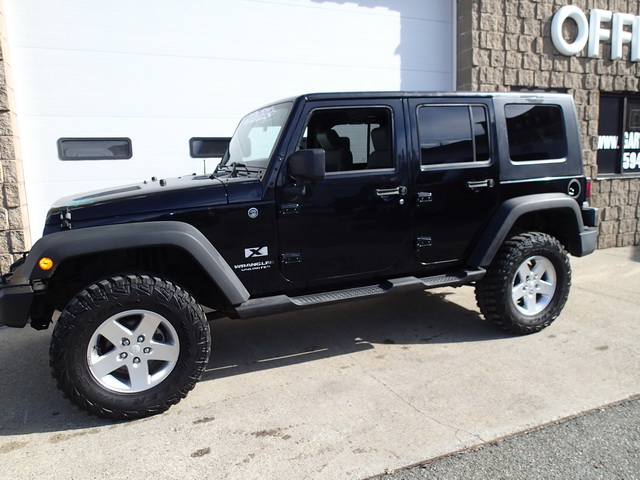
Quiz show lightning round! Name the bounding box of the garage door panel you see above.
[3,0,454,239]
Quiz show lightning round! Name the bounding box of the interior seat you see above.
[367,127,391,169]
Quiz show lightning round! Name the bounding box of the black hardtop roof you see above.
[254,91,574,113]
[300,91,572,101]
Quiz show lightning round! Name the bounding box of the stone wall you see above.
[0,5,30,271]
[457,0,640,248]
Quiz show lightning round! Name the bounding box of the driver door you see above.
[276,99,412,286]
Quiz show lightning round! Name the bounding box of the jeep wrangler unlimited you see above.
[0,92,598,419]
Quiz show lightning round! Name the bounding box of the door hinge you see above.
[281,252,302,265]
[59,208,72,230]
[416,236,432,249]
[416,192,432,203]
[279,203,300,216]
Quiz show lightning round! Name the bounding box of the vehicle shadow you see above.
[0,289,508,437]
[202,289,509,381]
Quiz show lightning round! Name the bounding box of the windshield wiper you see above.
[212,162,258,178]
[230,162,251,177]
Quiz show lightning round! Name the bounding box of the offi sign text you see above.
[551,5,640,61]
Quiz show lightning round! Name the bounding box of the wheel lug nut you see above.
[119,352,128,359]
[143,347,151,354]
[133,357,141,364]
[122,339,130,346]
[137,335,145,343]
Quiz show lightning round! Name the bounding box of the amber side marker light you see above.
[38,257,54,271]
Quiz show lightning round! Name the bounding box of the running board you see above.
[233,268,485,319]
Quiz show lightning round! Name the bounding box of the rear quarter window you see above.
[505,104,567,162]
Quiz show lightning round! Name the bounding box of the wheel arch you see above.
[468,193,587,267]
[25,221,249,310]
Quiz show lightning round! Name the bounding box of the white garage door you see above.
[2,0,454,240]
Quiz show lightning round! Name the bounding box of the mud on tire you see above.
[475,232,571,335]
[50,274,211,419]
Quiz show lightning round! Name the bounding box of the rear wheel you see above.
[50,274,210,419]
[475,232,571,335]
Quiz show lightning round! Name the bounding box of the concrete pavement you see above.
[0,245,639,479]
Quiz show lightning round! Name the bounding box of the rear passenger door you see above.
[408,98,500,266]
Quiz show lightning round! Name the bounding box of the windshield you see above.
[222,101,293,167]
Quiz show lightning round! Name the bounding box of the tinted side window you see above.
[418,105,489,166]
[190,137,230,158]
[505,104,567,162]
[472,106,490,162]
[57,138,132,160]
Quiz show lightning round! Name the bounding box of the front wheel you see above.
[50,274,211,419]
[475,232,571,335]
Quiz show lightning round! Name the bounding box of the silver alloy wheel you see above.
[86,309,180,393]
[511,255,557,316]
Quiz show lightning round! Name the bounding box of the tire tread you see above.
[475,232,571,335]
[50,274,210,420]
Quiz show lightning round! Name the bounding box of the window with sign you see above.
[597,94,640,176]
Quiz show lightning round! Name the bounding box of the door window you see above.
[303,107,393,172]
[417,105,489,166]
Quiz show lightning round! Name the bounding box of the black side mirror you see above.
[285,149,325,199]
[288,149,325,181]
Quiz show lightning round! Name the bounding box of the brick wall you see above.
[457,0,640,248]
[0,5,30,271]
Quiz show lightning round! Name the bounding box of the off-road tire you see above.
[475,232,571,335]
[50,274,210,419]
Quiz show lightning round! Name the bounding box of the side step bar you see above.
[233,268,485,319]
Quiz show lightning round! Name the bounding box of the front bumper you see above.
[0,281,34,328]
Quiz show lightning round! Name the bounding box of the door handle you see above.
[467,179,495,190]
[376,186,407,197]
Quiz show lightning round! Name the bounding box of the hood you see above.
[44,173,259,232]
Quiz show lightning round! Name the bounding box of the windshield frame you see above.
[221,101,294,169]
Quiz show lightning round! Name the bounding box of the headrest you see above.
[371,127,389,151]
[317,129,341,150]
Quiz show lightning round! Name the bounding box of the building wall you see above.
[457,0,640,249]
[0,0,637,261]
[0,3,29,271]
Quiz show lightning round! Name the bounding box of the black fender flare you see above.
[467,193,592,267]
[19,221,250,305]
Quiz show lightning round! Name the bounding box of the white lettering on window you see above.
[623,131,640,150]
[597,135,619,150]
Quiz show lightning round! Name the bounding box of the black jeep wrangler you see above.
[0,92,598,419]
